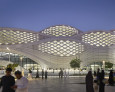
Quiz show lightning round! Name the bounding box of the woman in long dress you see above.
[108,70,114,86]
[86,71,94,92]
[99,70,105,92]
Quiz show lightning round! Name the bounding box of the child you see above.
[93,79,98,92]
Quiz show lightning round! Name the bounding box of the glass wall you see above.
[0,52,41,70]
[87,62,114,71]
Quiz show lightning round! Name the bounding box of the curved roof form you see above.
[40,25,82,37]
[0,25,115,69]
[0,28,39,45]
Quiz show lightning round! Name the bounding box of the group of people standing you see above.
[28,69,48,80]
[41,69,48,79]
[59,69,63,78]
[86,69,115,92]
[59,69,69,78]
[0,68,28,92]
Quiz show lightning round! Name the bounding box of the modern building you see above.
[0,25,115,70]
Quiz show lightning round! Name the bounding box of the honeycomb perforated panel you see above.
[82,32,113,47]
[41,25,79,37]
[0,29,39,45]
[38,40,84,56]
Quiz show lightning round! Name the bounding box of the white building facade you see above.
[0,25,115,70]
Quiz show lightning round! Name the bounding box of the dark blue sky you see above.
[0,0,115,32]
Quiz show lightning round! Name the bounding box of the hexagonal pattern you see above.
[82,32,113,47]
[41,25,78,37]
[0,29,39,45]
[112,35,115,44]
[38,40,84,56]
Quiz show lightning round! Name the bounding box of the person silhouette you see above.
[42,69,44,79]
[0,68,15,92]
[86,71,94,92]
[99,70,105,92]
[45,70,48,79]
[108,70,114,86]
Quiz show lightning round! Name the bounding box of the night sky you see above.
[0,0,115,32]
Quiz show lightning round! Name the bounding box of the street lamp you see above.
[7,47,10,62]
[20,56,23,71]
[102,61,105,70]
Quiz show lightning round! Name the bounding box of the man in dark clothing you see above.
[0,68,15,92]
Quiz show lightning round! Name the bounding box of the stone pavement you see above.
[28,77,115,92]
[0,77,115,92]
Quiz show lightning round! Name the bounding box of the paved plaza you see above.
[27,77,114,92]
[0,77,114,92]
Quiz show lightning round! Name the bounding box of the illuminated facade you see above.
[0,25,115,69]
